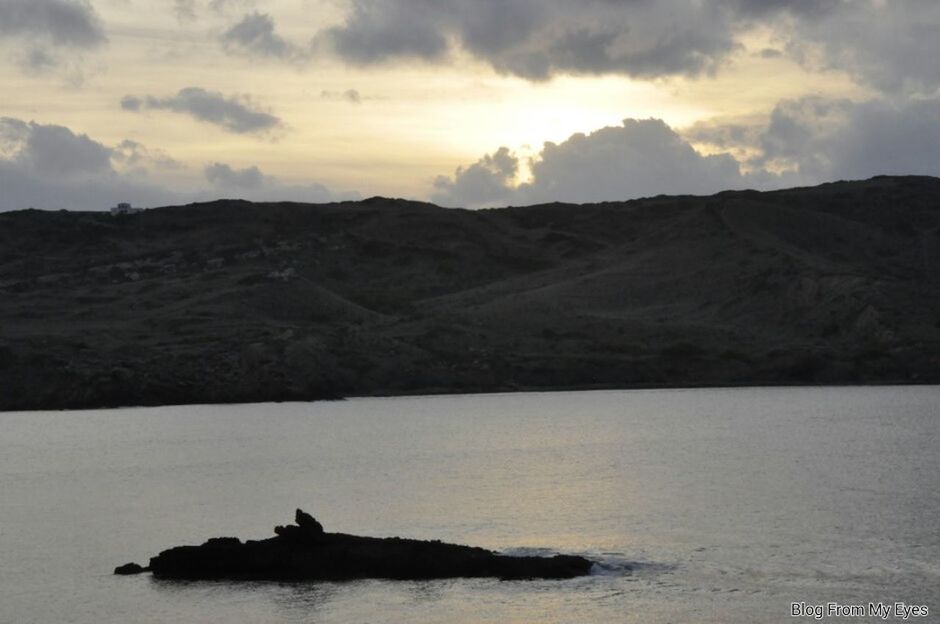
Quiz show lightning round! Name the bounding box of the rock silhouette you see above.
[118,510,595,581]
[113,562,148,575]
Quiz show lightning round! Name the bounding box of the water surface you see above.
[1,387,937,623]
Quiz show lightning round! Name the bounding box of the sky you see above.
[1,0,939,210]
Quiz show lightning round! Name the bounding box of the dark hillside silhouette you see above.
[1,175,939,410]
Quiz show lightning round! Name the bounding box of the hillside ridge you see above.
[1,175,939,410]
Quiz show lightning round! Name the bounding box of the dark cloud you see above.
[824,99,940,180]
[433,119,747,207]
[205,162,266,189]
[690,95,940,185]
[0,0,106,48]
[311,0,940,92]
[752,96,940,181]
[783,1,940,95]
[121,87,281,135]
[728,0,839,18]
[204,161,360,203]
[315,0,741,80]
[0,0,106,79]
[221,12,303,60]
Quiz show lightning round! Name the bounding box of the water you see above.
[1,387,937,623]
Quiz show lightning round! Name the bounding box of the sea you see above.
[1,387,937,623]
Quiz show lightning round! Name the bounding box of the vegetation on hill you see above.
[2,175,939,410]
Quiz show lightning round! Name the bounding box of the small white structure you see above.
[110,202,142,216]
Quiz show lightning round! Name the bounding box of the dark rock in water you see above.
[134,510,594,581]
[273,508,325,544]
[114,562,148,575]
[295,508,324,536]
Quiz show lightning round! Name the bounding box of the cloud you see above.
[173,0,198,23]
[204,161,360,203]
[0,0,106,48]
[121,87,281,135]
[315,0,747,80]
[320,89,363,104]
[433,119,747,207]
[221,12,304,60]
[205,162,266,189]
[0,117,112,179]
[0,0,106,81]
[208,0,258,15]
[432,147,518,207]
[748,96,940,181]
[780,0,940,95]
[0,117,183,211]
[436,88,940,208]
[309,0,940,94]
[690,94,940,185]
[0,118,358,211]
[18,47,59,71]
[112,139,183,173]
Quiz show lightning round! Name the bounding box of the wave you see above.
[499,547,674,578]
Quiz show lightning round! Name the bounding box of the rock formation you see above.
[115,509,595,581]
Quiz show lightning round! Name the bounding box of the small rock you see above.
[114,562,147,575]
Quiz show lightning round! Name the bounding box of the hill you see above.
[2,175,939,410]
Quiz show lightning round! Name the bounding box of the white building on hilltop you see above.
[110,202,142,216]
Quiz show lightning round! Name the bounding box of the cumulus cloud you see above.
[221,12,304,60]
[432,147,519,207]
[205,162,266,189]
[434,93,940,208]
[0,117,183,211]
[121,87,281,135]
[433,119,747,207]
[204,161,359,203]
[0,118,357,211]
[0,117,112,178]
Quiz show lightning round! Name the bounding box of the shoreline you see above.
[4,378,938,414]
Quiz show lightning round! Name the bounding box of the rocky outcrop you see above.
[113,562,148,575]
[117,509,594,581]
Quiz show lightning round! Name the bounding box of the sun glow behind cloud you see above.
[1,0,939,209]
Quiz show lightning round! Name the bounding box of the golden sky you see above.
[0,0,936,209]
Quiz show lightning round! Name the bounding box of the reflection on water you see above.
[1,386,938,623]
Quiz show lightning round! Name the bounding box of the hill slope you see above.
[2,175,939,410]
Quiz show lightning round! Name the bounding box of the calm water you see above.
[1,387,938,623]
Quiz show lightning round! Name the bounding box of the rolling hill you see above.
[2,175,939,410]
